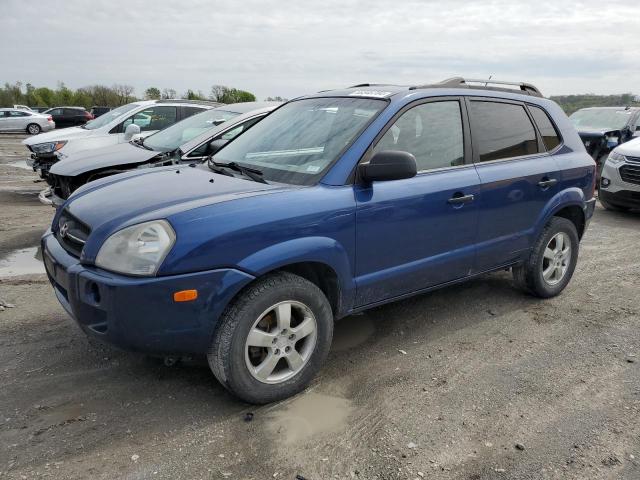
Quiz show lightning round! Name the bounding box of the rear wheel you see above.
[513,217,579,298]
[208,272,333,404]
[26,123,41,135]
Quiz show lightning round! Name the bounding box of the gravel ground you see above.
[0,133,639,480]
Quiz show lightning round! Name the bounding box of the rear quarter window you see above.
[529,105,562,151]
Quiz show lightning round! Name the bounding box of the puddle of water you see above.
[265,392,353,445]
[331,314,375,352]
[8,160,33,171]
[0,247,45,278]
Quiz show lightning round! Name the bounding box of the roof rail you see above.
[156,99,225,106]
[347,83,393,88]
[410,77,543,97]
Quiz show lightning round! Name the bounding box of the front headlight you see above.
[606,151,626,165]
[95,220,176,276]
[32,141,67,154]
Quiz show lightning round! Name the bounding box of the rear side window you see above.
[529,105,561,151]
[470,101,538,162]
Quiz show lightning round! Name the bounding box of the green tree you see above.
[145,87,161,100]
[209,85,256,104]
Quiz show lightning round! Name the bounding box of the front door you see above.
[354,98,480,306]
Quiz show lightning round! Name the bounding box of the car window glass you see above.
[122,106,177,132]
[373,101,464,171]
[49,108,63,115]
[470,101,538,162]
[63,108,80,116]
[183,106,207,118]
[10,110,29,117]
[529,105,561,151]
[187,117,263,158]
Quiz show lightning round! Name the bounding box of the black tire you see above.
[512,217,579,298]
[599,196,630,212]
[208,271,333,404]
[26,123,41,135]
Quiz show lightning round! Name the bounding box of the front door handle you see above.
[447,193,475,205]
[538,178,558,188]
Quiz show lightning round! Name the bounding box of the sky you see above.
[1,0,639,100]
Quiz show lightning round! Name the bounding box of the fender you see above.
[236,236,355,315]
[532,187,586,238]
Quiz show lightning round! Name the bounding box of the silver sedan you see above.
[0,108,55,135]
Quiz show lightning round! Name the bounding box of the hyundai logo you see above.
[59,222,69,238]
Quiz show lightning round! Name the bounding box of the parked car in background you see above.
[599,137,640,212]
[44,106,94,128]
[90,106,111,118]
[23,99,222,180]
[41,78,596,404]
[13,104,33,112]
[0,108,55,134]
[44,102,279,205]
[570,106,640,172]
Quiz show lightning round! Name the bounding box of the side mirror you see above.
[359,150,417,183]
[208,138,229,155]
[124,123,141,141]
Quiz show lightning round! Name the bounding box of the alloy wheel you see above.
[542,232,571,286]
[244,300,317,384]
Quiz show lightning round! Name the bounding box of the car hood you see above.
[22,126,92,146]
[615,137,640,156]
[50,142,160,176]
[61,165,287,251]
[576,127,621,139]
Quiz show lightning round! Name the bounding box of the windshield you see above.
[143,109,240,152]
[82,103,139,130]
[570,109,632,131]
[213,97,385,185]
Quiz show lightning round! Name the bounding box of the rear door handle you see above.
[447,193,475,205]
[538,178,558,188]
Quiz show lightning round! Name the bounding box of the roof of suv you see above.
[307,77,545,102]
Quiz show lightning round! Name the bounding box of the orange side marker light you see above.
[173,289,198,302]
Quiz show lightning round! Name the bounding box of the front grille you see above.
[620,164,640,186]
[625,155,640,164]
[55,209,91,258]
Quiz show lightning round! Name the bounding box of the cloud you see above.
[1,0,638,99]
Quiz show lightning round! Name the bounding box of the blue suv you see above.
[42,78,596,403]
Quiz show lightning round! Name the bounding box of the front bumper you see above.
[42,230,255,355]
[600,159,640,207]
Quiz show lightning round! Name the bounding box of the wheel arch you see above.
[235,236,355,318]
[535,187,587,240]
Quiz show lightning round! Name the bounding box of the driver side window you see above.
[373,101,465,172]
[121,106,177,132]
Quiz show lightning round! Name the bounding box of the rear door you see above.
[48,108,64,127]
[354,97,480,306]
[467,98,562,272]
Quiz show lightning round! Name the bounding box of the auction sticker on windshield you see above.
[349,90,393,98]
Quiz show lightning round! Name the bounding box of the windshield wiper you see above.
[134,137,154,151]
[208,158,268,184]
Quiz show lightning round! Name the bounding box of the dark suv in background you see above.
[570,106,640,172]
[44,106,94,128]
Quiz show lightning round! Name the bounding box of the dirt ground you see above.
[0,133,638,480]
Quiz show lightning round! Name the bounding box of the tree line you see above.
[0,82,263,108]
[549,93,639,115]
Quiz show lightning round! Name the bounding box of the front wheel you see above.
[26,123,41,135]
[208,272,333,404]
[513,217,579,298]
